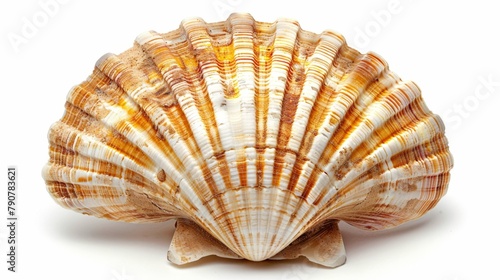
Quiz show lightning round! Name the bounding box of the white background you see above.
[1,0,499,279]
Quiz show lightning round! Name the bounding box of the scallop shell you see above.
[42,13,453,267]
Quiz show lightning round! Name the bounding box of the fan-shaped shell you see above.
[42,13,453,267]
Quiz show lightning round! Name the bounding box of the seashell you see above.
[42,13,453,268]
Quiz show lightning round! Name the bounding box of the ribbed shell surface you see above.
[43,14,453,262]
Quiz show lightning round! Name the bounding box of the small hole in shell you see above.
[157,169,166,182]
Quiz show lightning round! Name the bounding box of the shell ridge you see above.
[45,155,180,222]
[323,79,421,182]
[287,52,387,217]
[179,19,238,196]
[281,33,348,196]
[46,182,131,219]
[46,143,177,207]
[251,19,287,259]
[44,120,151,218]
[270,20,334,245]
[181,18,255,254]
[264,27,348,259]
[134,31,222,208]
[44,170,127,206]
[275,47,358,218]
[273,31,348,253]
[315,131,452,227]
[101,40,239,245]
[226,15,259,257]
[317,52,389,167]
[334,105,448,189]
[46,120,153,180]
[91,57,188,183]
[252,20,277,260]
[45,70,189,221]
[285,49,366,193]
[259,18,301,260]
[288,44,359,169]
[329,114,447,194]
[176,18,272,256]
[288,55,448,232]
[285,31,345,154]
[136,30,239,248]
[323,172,450,229]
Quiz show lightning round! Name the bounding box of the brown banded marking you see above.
[278,54,433,243]
[183,19,253,253]
[92,58,192,203]
[271,33,347,244]
[133,30,240,248]
[136,25,247,255]
[256,18,300,258]
[45,119,181,220]
[291,52,390,213]
[253,22,274,188]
